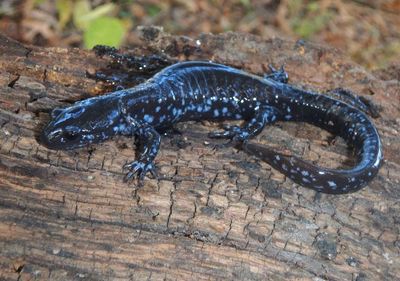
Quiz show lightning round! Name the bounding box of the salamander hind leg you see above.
[326,88,380,118]
[209,106,280,144]
[264,65,289,84]
[124,126,161,184]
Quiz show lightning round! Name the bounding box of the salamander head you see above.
[41,99,121,150]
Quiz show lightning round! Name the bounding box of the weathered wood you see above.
[0,28,399,280]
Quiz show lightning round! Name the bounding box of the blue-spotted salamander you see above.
[41,61,383,194]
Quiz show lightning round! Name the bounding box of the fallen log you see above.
[0,27,399,280]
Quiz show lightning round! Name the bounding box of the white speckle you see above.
[327,181,337,188]
[367,172,372,176]
[318,171,326,175]
[301,170,309,176]
[196,39,201,46]
[383,252,393,264]
[52,248,61,255]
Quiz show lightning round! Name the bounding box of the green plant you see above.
[56,0,127,48]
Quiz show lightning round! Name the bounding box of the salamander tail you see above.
[243,142,380,194]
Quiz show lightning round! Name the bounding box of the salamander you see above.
[40,61,383,194]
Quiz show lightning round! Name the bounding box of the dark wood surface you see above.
[0,28,399,280]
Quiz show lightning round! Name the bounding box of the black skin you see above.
[41,46,383,193]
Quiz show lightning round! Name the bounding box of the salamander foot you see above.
[123,160,158,185]
[264,64,289,83]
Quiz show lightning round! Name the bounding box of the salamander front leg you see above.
[209,106,279,144]
[124,126,161,184]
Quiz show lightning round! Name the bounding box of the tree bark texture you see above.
[0,27,399,280]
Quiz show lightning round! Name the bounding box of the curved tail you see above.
[243,140,382,194]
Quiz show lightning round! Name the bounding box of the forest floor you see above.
[1,0,399,70]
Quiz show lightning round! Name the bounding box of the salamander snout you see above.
[41,125,82,150]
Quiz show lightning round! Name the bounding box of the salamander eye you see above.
[63,126,81,140]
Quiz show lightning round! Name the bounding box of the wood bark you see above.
[0,27,399,280]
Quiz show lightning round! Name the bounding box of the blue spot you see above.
[144,114,154,123]
[155,106,161,112]
[83,134,94,141]
[222,107,228,114]
[214,109,219,117]
[108,110,119,120]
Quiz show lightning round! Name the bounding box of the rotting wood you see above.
[0,28,399,280]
